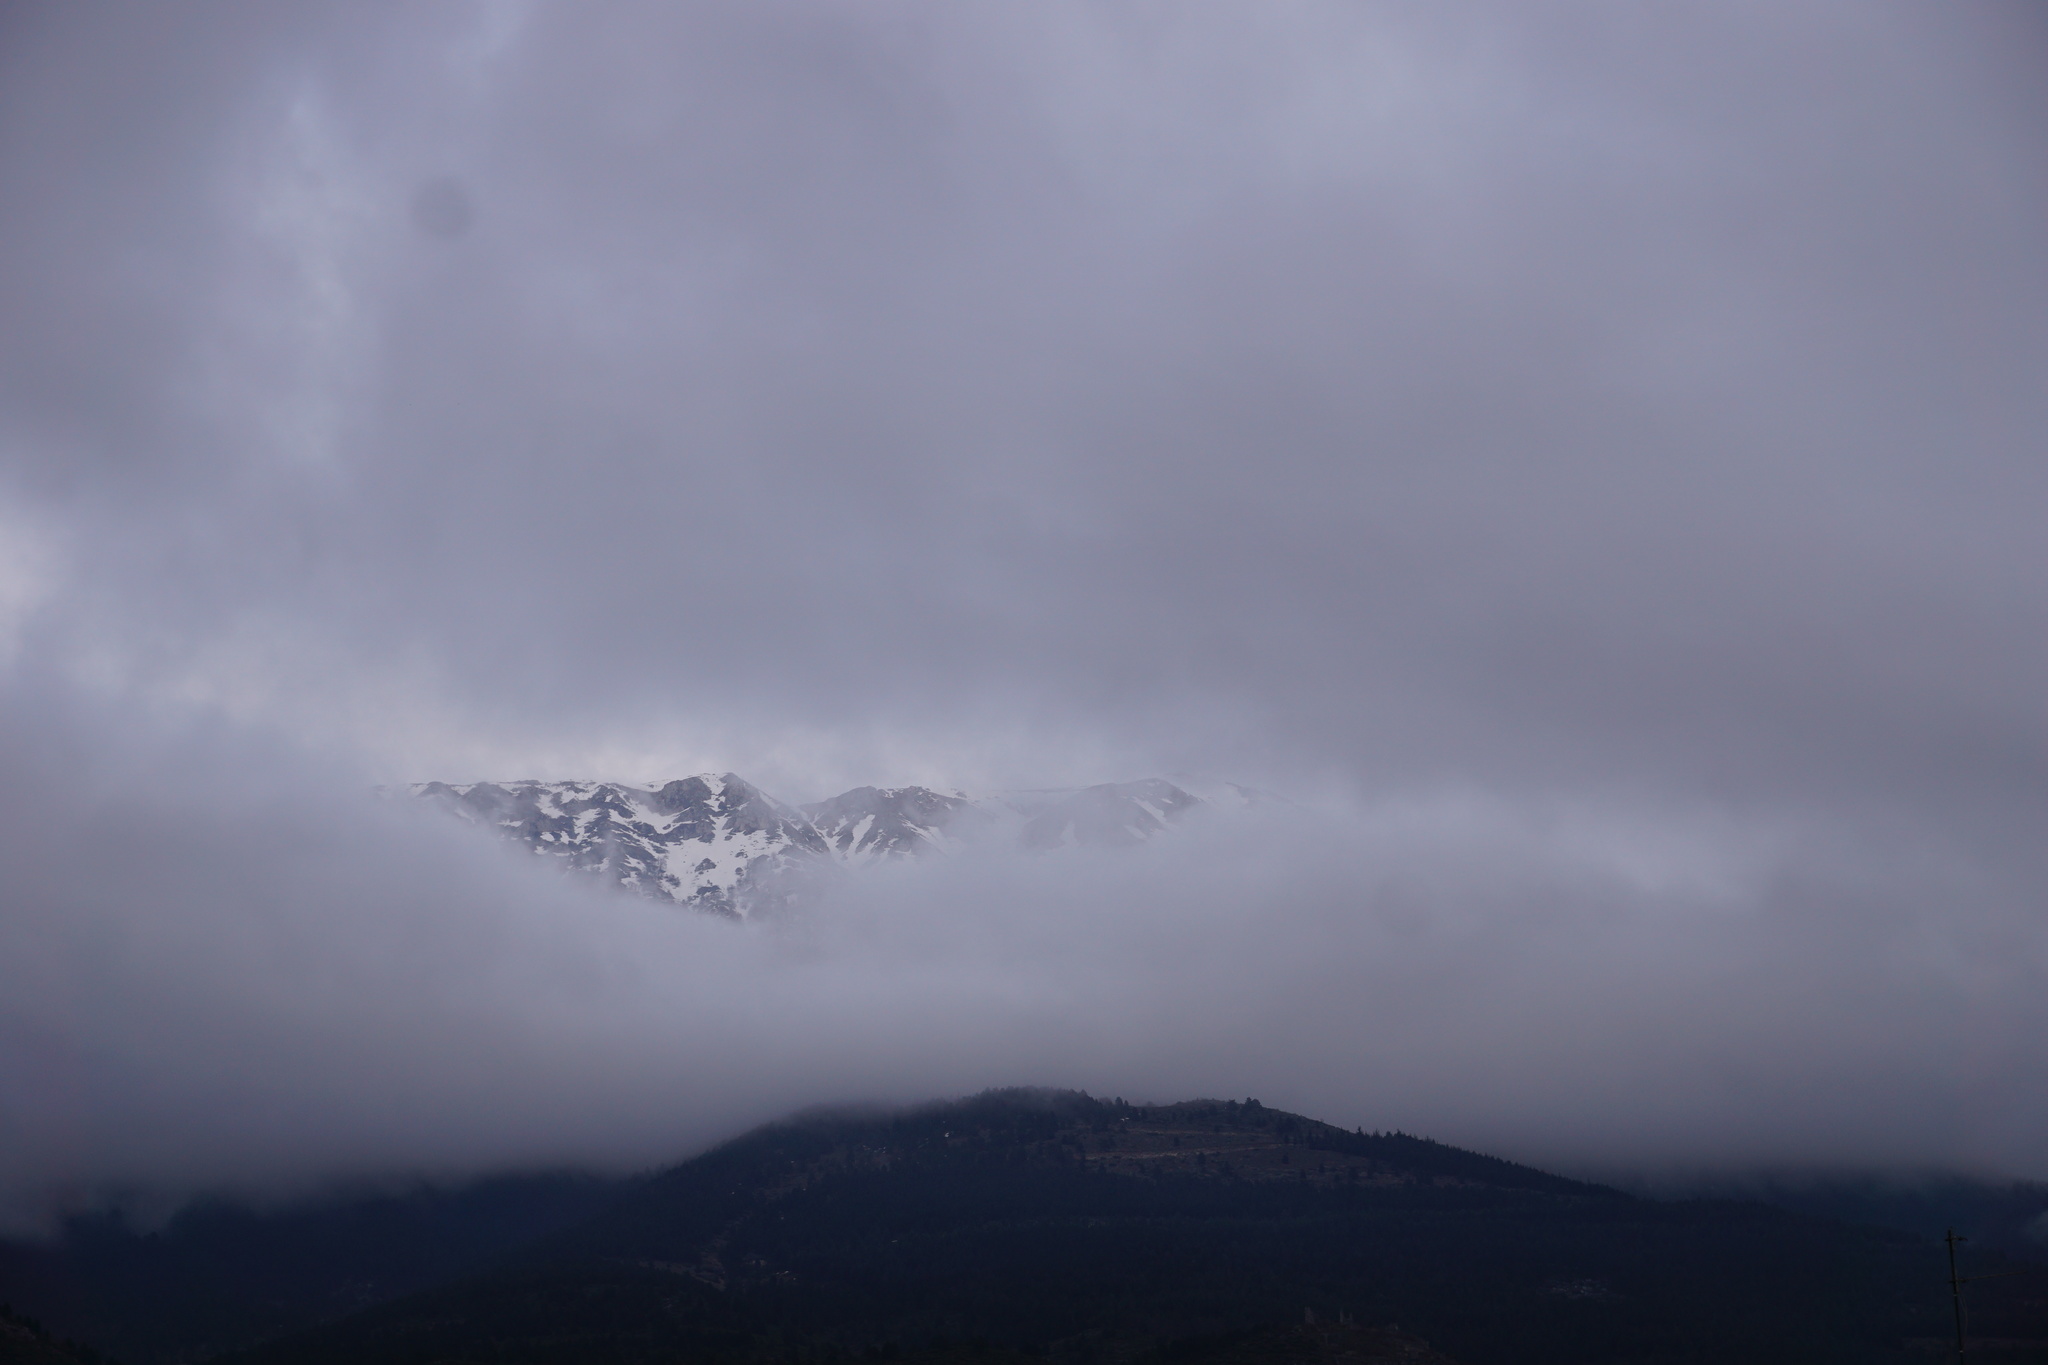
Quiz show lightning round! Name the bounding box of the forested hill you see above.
[215,1088,2045,1365]
[529,1089,1618,1275]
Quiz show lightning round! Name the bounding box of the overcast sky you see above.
[2,2,2045,1225]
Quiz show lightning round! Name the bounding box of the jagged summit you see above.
[412,772,828,918]
[412,773,1211,916]
[801,784,984,861]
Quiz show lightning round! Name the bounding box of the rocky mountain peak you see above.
[801,784,984,861]
[412,773,1210,916]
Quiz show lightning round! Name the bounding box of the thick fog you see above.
[2,2,2045,1227]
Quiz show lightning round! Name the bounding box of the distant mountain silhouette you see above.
[10,1092,2045,1365]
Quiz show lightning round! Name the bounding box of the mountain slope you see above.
[219,1090,2033,1365]
[801,786,985,862]
[412,774,831,917]
[413,775,1210,914]
[1004,778,1205,849]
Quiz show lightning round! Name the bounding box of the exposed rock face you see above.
[801,785,986,862]
[411,773,1210,916]
[412,773,829,918]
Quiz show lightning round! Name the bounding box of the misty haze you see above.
[1,4,2045,1363]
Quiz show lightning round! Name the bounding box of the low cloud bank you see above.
[1,0,2044,1235]
[4,683,2043,1234]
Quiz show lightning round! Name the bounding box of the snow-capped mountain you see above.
[412,773,830,918]
[800,785,987,862]
[411,773,1209,916]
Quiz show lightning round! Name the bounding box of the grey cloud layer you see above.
[5,2,2041,796]
[3,685,2044,1232]
[0,2,2043,1210]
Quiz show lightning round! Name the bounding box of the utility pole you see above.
[1946,1228,1967,1364]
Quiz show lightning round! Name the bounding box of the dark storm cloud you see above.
[0,2,2044,1214]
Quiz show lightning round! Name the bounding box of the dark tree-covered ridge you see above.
[214,1088,2045,1365]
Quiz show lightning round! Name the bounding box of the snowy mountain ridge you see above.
[411,773,1224,918]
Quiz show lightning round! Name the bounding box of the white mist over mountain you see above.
[1,2,2045,1230]
[3,686,2044,1235]
[408,772,1208,915]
